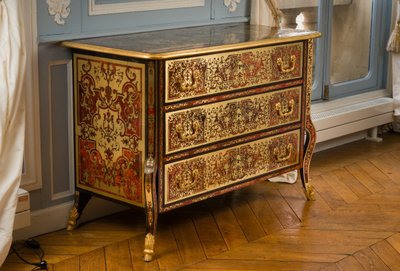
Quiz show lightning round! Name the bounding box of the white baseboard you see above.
[14,189,31,231]
[315,130,368,152]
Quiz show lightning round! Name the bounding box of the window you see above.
[315,0,392,100]
[280,0,392,101]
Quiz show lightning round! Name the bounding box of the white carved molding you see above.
[88,0,205,16]
[224,0,241,12]
[20,0,43,191]
[46,0,71,25]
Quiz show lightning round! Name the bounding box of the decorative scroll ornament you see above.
[46,0,71,25]
[224,0,240,12]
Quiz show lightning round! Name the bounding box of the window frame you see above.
[312,0,392,101]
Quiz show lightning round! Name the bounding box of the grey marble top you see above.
[63,23,320,59]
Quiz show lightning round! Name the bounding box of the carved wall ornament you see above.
[46,0,71,25]
[224,0,241,12]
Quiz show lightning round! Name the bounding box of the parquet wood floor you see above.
[2,132,400,271]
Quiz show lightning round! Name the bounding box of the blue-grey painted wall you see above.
[38,0,250,42]
[34,0,250,211]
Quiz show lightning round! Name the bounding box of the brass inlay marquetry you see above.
[164,129,301,204]
[166,87,302,154]
[73,54,146,207]
[165,42,303,103]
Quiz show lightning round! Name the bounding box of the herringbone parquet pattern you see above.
[2,132,400,271]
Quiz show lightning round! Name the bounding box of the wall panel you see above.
[37,0,250,42]
[38,44,75,209]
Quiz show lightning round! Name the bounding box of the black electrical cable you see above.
[10,239,48,270]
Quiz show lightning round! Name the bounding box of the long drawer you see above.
[165,86,302,154]
[163,129,301,206]
[165,42,303,103]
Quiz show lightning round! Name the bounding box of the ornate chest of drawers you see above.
[62,23,320,261]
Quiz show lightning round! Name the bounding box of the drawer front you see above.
[166,86,302,154]
[164,129,301,205]
[73,53,146,207]
[165,42,303,103]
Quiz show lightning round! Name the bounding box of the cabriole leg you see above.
[143,157,158,262]
[300,116,316,201]
[67,191,92,231]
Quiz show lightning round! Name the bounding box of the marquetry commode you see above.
[62,23,320,261]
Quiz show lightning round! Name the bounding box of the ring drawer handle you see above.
[176,120,201,141]
[277,55,296,73]
[275,99,295,117]
[274,143,293,162]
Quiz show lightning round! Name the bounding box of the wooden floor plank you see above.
[193,212,228,257]
[230,199,266,242]
[104,240,133,271]
[154,224,182,271]
[247,195,284,234]
[310,174,346,210]
[34,230,138,247]
[369,153,400,184]
[212,228,391,263]
[387,233,400,254]
[212,206,248,250]
[186,258,328,271]
[265,188,301,229]
[40,245,100,256]
[345,163,384,194]
[279,181,331,222]
[356,160,394,189]
[301,185,333,218]
[54,257,79,271]
[371,240,400,271]
[79,248,106,271]
[277,183,308,222]
[319,172,359,203]
[171,215,206,265]
[353,247,391,271]
[321,170,359,203]
[333,168,372,198]
[319,264,341,271]
[336,255,369,271]
[303,208,400,232]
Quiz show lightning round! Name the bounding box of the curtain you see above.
[387,0,400,132]
[0,0,26,266]
[250,0,281,27]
